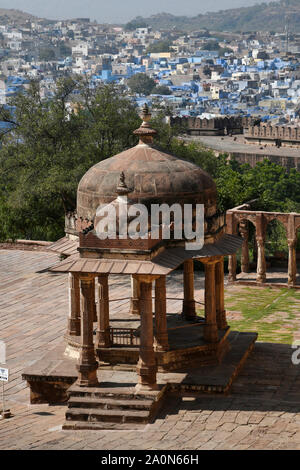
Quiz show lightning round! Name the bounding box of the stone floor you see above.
[237,267,300,286]
[1,249,300,450]
[193,134,300,159]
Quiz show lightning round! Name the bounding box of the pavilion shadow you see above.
[156,341,300,417]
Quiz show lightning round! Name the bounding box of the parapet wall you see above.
[225,151,300,172]
[170,117,300,148]
[170,116,244,136]
[244,125,300,148]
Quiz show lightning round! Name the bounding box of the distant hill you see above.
[129,0,300,33]
[0,8,38,23]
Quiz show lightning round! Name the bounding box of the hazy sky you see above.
[0,0,273,23]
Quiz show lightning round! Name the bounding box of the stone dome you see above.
[77,104,217,221]
[77,144,217,220]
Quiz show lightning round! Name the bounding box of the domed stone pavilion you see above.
[23,105,257,430]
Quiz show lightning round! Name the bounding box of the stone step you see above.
[67,384,161,401]
[100,363,137,372]
[65,407,150,424]
[63,420,147,431]
[68,396,153,410]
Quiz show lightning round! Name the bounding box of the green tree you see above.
[0,78,140,241]
[127,73,156,95]
[146,40,173,54]
[152,85,172,95]
[201,41,220,51]
[59,43,72,58]
[2,87,300,249]
[124,20,148,31]
[39,47,56,61]
[218,47,233,57]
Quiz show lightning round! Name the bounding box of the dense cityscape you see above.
[0,13,300,123]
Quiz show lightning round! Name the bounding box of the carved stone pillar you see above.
[136,277,157,390]
[239,220,250,273]
[96,275,110,348]
[226,211,237,282]
[288,239,297,287]
[77,274,98,387]
[154,276,169,352]
[129,276,140,315]
[215,258,228,330]
[182,259,196,320]
[256,213,266,283]
[67,273,80,336]
[228,254,237,282]
[203,260,219,343]
[91,277,97,322]
[256,237,266,283]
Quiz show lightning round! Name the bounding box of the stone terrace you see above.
[1,249,300,450]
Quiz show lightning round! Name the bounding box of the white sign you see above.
[0,341,5,364]
[0,368,8,382]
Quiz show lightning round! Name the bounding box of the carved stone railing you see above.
[109,327,140,346]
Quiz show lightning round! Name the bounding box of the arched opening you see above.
[264,218,288,284]
[234,218,257,281]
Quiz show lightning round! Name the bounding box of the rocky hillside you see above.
[129,0,300,32]
[0,8,38,23]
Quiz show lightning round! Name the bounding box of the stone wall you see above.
[226,151,300,172]
[245,125,300,148]
[170,116,244,136]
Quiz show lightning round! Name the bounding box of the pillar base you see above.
[204,323,219,343]
[154,335,169,352]
[136,360,157,389]
[182,300,196,321]
[135,382,159,392]
[217,310,228,330]
[96,330,111,349]
[76,362,98,387]
[241,267,250,274]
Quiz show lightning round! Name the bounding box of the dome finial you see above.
[141,103,151,123]
[116,171,131,196]
[133,103,157,145]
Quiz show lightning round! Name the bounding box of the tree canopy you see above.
[124,20,148,31]
[127,73,156,95]
[152,85,172,95]
[39,47,56,61]
[0,78,140,240]
[0,81,300,254]
[201,41,220,51]
[146,40,174,54]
